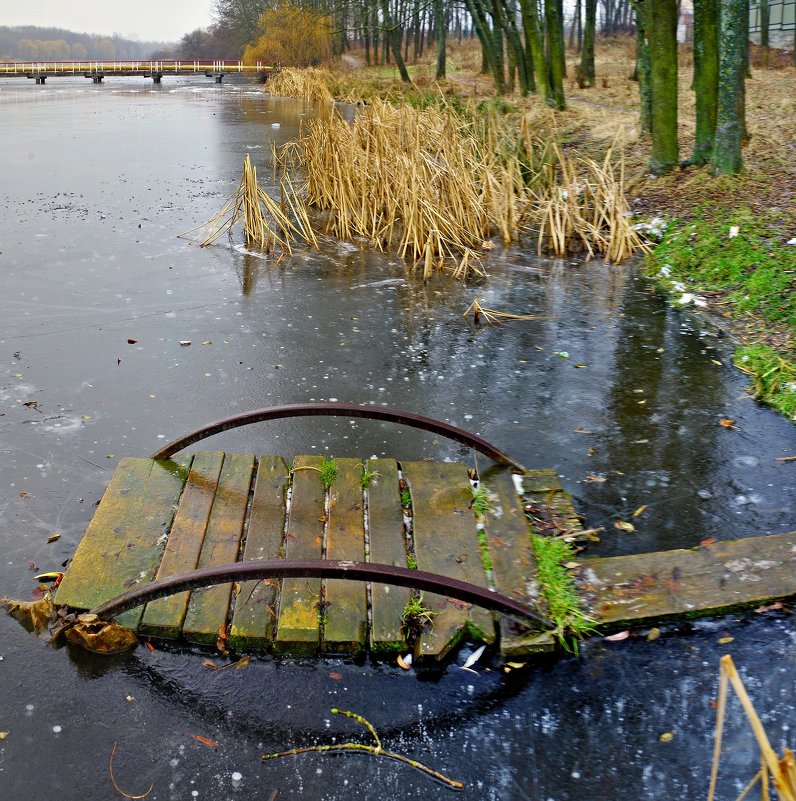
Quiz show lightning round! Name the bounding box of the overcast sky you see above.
[0,0,215,42]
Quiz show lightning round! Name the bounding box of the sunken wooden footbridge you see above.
[53,405,796,662]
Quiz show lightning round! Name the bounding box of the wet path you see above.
[0,77,794,800]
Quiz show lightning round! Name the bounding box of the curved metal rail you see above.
[149,403,527,471]
[91,559,550,629]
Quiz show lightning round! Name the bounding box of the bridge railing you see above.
[0,60,274,75]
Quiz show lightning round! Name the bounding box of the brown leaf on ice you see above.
[216,624,230,655]
[64,613,138,654]
[202,659,218,671]
[614,520,635,533]
[188,734,220,749]
[719,418,736,429]
[755,602,784,613]
[329,671,343,681]
[1,596,54,631]
[604,630,630,642]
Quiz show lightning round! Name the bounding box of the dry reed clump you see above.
[183,155,317,256]
[536,141,650,263]
[265,67,334,103]
[277,98,545,278]
[708,655,796,801]
[276,98,648,277]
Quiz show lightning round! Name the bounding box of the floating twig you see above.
[262,708,463,791]
[109,742,154,799]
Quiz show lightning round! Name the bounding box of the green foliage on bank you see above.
[734,345,796,421]
[646,208,796,327]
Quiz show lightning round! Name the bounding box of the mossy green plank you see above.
[401,461,494,661]
[229,456,289,651]
[366,459,410,654]
[274,456,324,655]
[139,452,225,639]
[481,469,553,656]
[322,458,367,653]
[182,454,255,644]
[55,456,191,629]
[579,530,796,627]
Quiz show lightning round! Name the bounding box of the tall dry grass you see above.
[276,97,648,277]
[265,67,335,103]
[184,155,317,257]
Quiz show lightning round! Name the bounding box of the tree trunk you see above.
[435,0,447,78]
[580,0,597,85]
[556,0,568,75]
[569,0,582,50]
[691,0,718,164]
[466,0,507,91]
[381,0,412,81]
[545,0,566,107]
[711,0,745,174]
[759,0,769,66]
[648,0,678,173]
[635,0,653,134]
[520,0,549,101]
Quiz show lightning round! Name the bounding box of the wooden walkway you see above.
[54,454,567,659]
[53,448,796,661]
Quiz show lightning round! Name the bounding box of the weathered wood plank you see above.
[54,456,190,630]
[182,454,255,645]
[480,469,554,656]
[401,461,494,661]
[520,469,581,532]
[229,456,289,651]
[273,455,324,655]
[367,459,411,654]
[322,458,367,653]
[139,452,225,639]
[579,531,796,626]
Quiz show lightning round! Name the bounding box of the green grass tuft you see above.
[531,534,595,651]
[358,463,379,490]
[319,456,337,491]
[469,483,493,518]
[733,345,796,420]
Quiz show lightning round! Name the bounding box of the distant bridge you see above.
[0,60,279,84]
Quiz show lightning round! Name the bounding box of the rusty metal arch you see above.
[149,403,527,472]
[91,559,550,629]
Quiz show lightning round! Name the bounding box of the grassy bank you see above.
[645,208,796,420]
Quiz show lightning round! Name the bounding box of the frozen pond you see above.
[0,76,794,800]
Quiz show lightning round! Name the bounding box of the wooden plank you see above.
[579,531,796,627]
[401,461,494,661]
[139,452,225,639]
[520,469,581,532]
[480,469,554,656]
[367,459,411,654]
[182,454,255,645]
[322,458,367,653]
[229,456,289,651]
[54,456,190,630]
[273,455,324,655]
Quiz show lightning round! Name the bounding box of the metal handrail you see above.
[91,559,551,629]
[149,403,527,472]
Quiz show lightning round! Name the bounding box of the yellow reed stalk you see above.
[708,655,796,801]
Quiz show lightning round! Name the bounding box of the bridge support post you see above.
[152,74,162,83]
[215,74,223,83]
[91,75,103,84]
[35,76,46,84]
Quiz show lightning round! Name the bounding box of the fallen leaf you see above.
[47,533,62,543]
[700,537,717,547]
[461,644,486,670]
[201,340,212,346]
[604,630,630,642]
[179,340,192,346]
[710,359,723,366]
[188,734,220,749]
[233,656,251,671]
[647,627,661,641]
[614,520,635,533]
[65,614,138,654]
[2,596,54,630]
[329,671,343,681]
[574,428,595,434]
[774,456,796,462]
[19,492,29,498]
[0,732,8,740]
[659,731,674,742]
[397,653,413,670]
[718,636,734,644]
[633,505,647,517]
[584,474,607,483]
[216,624,230,655]
[144,641,156,654]
[719,418,736,429]
[127,339,137,345]
[202,659,218,671]
[563,561,580,570]
[755,602,784,613]
[505,661,526,669]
